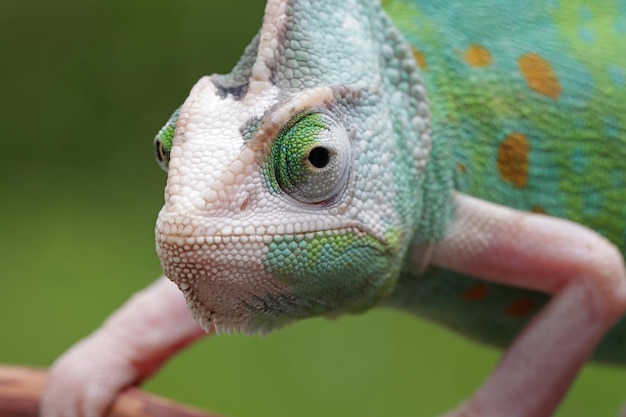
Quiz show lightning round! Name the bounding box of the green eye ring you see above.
[265,112,351,204]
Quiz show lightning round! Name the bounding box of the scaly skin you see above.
[382,0,626,365]
[41,1,626,416]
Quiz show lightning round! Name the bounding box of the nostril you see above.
[239,197,251,212]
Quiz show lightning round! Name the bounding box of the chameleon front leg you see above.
[433,193,626,417]
[40,276,207,417]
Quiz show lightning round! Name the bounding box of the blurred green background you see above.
[1,1,626,416]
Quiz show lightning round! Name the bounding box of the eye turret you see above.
[264,112,351,204]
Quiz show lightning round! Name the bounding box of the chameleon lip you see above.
[155,210,382,242]
[156,225,371,246]
[157,232,272,246]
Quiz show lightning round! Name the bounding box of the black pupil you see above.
[308,146,330,169]
[155,140,167,162]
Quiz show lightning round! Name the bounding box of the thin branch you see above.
[0,365,222,417]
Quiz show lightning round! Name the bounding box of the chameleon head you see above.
[154,0,432,334]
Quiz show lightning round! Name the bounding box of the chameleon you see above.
[41,0,626,416]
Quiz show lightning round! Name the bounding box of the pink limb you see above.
[41,276,207,417]
[434,193,626,417]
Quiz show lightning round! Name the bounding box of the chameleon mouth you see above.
[156,222,390,335]
[156,215,358,243]
[156,211,383,245]
[156,208,392,335]
[156,224,370,334]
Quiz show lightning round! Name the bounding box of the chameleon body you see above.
[155,0,626,358]
[41,1,626,416]
[381,0,626,364]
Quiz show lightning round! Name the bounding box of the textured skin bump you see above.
[156,0,431,334]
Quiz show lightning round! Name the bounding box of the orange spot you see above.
[531,205,547,214]
[505,297,535,318]
[463,283,489,301]
[518,53,561,99]
[465,44,492,67]
[456,162,467,174]
[497,132,530,188]
[411,47,428,70]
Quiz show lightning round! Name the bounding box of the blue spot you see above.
[574,118,586,131]
[579,6,592,22]
[582,189,603,217]
[571,148,588,174]
[615,18,626,34]
[612,171,624,188]
[608,64,626,86]
[578,27,595,43]
[604,115,621,139]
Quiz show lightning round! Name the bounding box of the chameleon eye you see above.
[154,137,170,170]
[265,112,351,204]
[153,107,180,172]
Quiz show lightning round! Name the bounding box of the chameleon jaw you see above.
[157,230,291,335]
[156,215,392,335]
